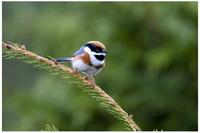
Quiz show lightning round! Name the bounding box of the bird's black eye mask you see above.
[85,43,106,53]
[95,55,105,61]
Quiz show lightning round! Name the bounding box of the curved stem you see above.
[2,42,141,131]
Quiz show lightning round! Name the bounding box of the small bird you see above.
[54,41,107,80]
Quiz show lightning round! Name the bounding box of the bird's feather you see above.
[55,57,72,62]
[73,46,85,56]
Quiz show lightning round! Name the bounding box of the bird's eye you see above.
[95,47,102,53]
[85,43,103,53]
[96,49,100,53]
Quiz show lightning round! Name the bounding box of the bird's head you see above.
[84,41,107,62]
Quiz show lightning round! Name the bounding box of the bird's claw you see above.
[72,68,79,75]
[85,75,96,87]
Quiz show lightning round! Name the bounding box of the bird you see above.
[54,41,107,81]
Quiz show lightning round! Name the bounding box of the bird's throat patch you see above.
[94,55,105,61]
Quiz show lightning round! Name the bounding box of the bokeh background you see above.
[2,2,197,131]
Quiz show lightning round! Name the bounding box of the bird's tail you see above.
[55,57,72,62]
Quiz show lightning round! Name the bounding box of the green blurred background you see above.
[2,2,197,131]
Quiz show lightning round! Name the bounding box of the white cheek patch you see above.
[84,47,92,54]
[96,53,106,56]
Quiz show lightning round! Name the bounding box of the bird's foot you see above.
[85,75,96,87]
[72,68,79,75]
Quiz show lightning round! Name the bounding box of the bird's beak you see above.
[103,50,107,53]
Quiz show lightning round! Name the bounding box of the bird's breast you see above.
[71,58,90,72]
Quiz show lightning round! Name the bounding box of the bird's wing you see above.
[73,46,85,56]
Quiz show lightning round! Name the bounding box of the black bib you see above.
[94,55,105,61]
